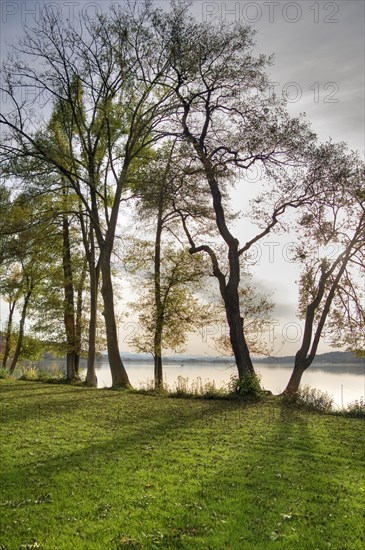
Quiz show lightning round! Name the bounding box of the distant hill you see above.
[2,331,363,368]
[254,351,364,365]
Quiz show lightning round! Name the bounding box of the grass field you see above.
[1,380,364,549]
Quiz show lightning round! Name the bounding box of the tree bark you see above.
[283,360,307,394]
[182,123,256,381]
[9,290,32,374]
[154,353,163,389]
[85,227,98,387]
[89,172,130,388]
[225,296,254,378]
[153,207,164,389]
[283,242,359,395]
[100,252,130,388]
[2,299,16,369]
[62,212,77,381]
[75,256,88,376]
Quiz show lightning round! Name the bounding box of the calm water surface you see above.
[95,360,365,408]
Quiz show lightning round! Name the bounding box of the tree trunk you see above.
[9,291,32,374]
[283,360,307,394]
[224,290,255,378]
[184,128,256,382]
[153,211,164,389]
[62,212,77,382]
[100,253,130,388]
[78,212,98,387]
[85,267,98,387]
[154,353,163,389]
[2,299,16,369]
[85,229,98,387]
[283,252,353,395]
[75,256,88,376]
[89,175,130,388]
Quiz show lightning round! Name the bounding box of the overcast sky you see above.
[0,1,364,356]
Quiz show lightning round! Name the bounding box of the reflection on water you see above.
[95,360,365,408]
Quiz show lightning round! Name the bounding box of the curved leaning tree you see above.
[148,3,322,380]
[283,144,365,394]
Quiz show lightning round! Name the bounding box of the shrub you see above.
[19,364,66,382]
[285,385,334,413]
[342,398,365,418]
[169,376,227,399]
[228,372,262,397]
[78,368,86,382]
[0,367,11,379]
[193,377,227,399]
[19,365,40,381]
[172,375,191,396]
[135,379,169,395]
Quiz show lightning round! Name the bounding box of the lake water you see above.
[94,360,365,409]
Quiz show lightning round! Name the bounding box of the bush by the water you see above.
[139,373,264,399]
[169,375,227,398]
[19,364,66,382]
[228,372,263,397]
[283,385,334,412]
[342,398,365,418]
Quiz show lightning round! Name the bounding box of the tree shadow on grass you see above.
[0,383,102,425]
[190,401,365,549]
[0,397,276,547]
[1,391,364,549]
[1,397,253,548]
[0,391,238,493]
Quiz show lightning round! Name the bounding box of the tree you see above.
[0,174,92,380]
[79,218,100,387]
[213,278,274,358]
[125,239,211,387]
[0,4,175,386]
[283,144,365,394]
[0,186,18,369]
[0,266,21,369]
[0,184,12,265]
[151,2,317,379]
[0,191,59,374]
[26,107,101,384]
[28,199,89,382]
[61,185,79,381]
[129,141,213,387]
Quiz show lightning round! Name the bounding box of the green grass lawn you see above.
[1,380,364,549]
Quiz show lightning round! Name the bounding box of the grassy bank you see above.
[1,380,364,549]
